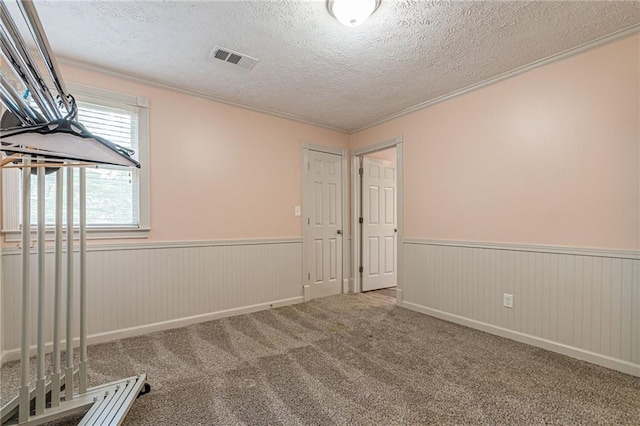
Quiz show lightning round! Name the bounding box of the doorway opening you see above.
[351,137,404,306]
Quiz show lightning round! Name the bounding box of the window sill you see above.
[1,227,150,242]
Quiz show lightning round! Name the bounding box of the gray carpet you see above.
[2,291,639,425]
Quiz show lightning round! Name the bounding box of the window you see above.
[2,83,149,240]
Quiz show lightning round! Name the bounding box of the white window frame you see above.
[1,82,150,241]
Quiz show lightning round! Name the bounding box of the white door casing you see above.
[306,150,343,299]
[362,157,397,291]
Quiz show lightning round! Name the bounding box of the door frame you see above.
[302,142,348,301]
[351,136,404,305]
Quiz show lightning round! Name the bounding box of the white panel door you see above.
[308,150,343,299]
[362,157,397,291]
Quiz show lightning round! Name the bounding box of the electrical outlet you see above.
[503,293,514,309]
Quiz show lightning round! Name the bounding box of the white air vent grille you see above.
[210,46,259,70]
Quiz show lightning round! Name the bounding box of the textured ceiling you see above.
[8,0,640,132]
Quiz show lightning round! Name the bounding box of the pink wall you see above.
[366,147,396,162]
[57,65,349,242]
[2,36,638,249]
[352,36,640,250]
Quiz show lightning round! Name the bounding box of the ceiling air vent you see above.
[210,46,259,70]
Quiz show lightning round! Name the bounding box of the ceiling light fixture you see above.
[327,0,381,27]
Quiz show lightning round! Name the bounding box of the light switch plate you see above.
[294,205,301,216]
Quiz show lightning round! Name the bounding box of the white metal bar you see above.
[1,371,75,424]
[2,375,146,426]
[17,0,73,115]
[3,345,145,424]
[7,379,95,426]
[1,162,98,169]
[0,71,42,124]
[79,167,87,393]
[94,380,136,425]
[79,393,114,426]
[0,2,59,120]
[104,375,147,426]
[19,156,31,423]
[51,168,63,407]
[35,158,45,415]
[0,84,32,125]
[99,381,133,423]
[65,166,74,401]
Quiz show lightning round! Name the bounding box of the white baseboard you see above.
[0,296,303,366]
[342,278,349,293]
[395,288,403,307]
[403,301,640,377]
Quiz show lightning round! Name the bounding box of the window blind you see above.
[26,100,140,227]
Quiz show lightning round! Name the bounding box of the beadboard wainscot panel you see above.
[403,239,640,377]
[1,239,303,364]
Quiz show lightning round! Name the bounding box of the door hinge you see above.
[307,161,310,170]
[359,217,363,224]
[359,266,363,273]
[308,272,310,280]
[308,217,310,225]
[359,168,363,175]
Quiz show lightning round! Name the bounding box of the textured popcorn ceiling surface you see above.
[14,0,640,132]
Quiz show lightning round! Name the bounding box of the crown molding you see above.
[352,24,640,134]
[54,23,640,136]
[56,56,349,134]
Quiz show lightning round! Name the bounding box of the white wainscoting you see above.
[1,239,303,364]
[403,239,640,377]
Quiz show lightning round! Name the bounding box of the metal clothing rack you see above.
[0,1,148,424]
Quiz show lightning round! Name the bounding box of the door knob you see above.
[337,230,342,235]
